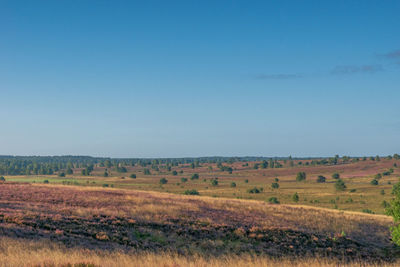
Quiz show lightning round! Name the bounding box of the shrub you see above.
[383,171,391,176]
[191,173,199,180]
[181,177,188,183]
[274,178,279,182]
[66,168,73,175]
[349,189,356,192]
[43,180,49,184]
[296,172,306,182]
[230,182,236,188]
[0,176,5,182]
[184,189,199,195]
[370,179,379,185]
[362,209,374,214]
[103,171,109,177]
[102,184,109,187]
[244,179,249,183]
[271,182,279,189]
[332,172,340,179]
[130,174,136,179]
[268,197,280,204]
[58,172,65,177]
[375,173,382,179]
[387,182,400,245]
[172,170,178,176]
[159,178,168,184]
[334,179,346,191]
[210,179,218,186]
[143,169,151,175]
[247,187,262,194]
[381,189,385,195]
[292,192,299,203]
[316,175,326,183]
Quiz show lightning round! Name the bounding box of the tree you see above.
[296,172,306,182]
[332,172,340,179]
[159,178,168,184]
[172,170,178,176]
[386,182,400,245]
[129,174,136,179]
[292,192,299,203]
[0,176,5,182]
[58,172,65,177]
[66,168,73,175]
[335,179,346,191]
[210,179,218,186]
[316,175,326,183]
[143,169,151,175]
[230,182,236,188]
[191,173,199,180]
[103,171,109,177]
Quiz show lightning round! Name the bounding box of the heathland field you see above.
[4,157,399,214]
[1,156,400,266]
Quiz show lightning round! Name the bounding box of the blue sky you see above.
[1,1,399,157]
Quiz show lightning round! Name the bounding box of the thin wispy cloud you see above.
[381,49,400,65]
[383,49,400,59]
[255,74,302,80]
[331,65,383,75]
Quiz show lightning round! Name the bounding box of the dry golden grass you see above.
[0,237,398,267]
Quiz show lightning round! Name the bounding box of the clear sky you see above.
[1,1,399,158]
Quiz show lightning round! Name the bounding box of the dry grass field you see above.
[1,157,400,266]
[0,182,399,266]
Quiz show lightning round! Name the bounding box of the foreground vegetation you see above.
[0,183,399,266]
[1,155,400,266]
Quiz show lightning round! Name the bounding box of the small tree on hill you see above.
[332,172,340,179]
[335,179,346,191]
[292,192,299,203]
[316,175,326,183]
[296,172,306,182]
[159,178,168,184]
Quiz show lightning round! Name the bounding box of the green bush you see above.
[332,172,340,179]
[191,173,199,180]
[43,180,49,184]
[271,182,279,189]
[184,189,199,195]
[172,170,178,176]
[334,179,346,191]
[362,209,374,214]
[210,179,218,186]
[181,177,188,183]
[244,179,249,183]
[375,173,382,179]
[247,187,262,194]
[370,179,379,185]
[296,172,306,182]
[274,178,279,182]
[129,174,136,178]
[292,192,299,203]
[316,175,326,183]
[268,197,280,204]
[230,182,236,188]
[159,178,168,184]
[0,176,5,182]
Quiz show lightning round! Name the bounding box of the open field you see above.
[4,157,399,214]
[0,182,399,266]
[1,156,400,266]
